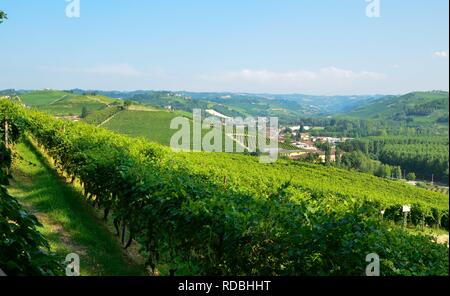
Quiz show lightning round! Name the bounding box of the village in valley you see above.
[203,109,352,163]
[277,125,353,163]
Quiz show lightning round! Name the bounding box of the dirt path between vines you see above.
[436,234,449,246]
[8,140,145,276]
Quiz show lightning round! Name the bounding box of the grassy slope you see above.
[9,140,144,276]
[20,90,121,116]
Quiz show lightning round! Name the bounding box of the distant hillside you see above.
[88,90,382,123]
[16,90,121,116]
[344,91,449,126]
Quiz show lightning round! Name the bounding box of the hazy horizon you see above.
[4,87,449,98]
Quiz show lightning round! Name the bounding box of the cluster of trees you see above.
[297,114,448,138]
[387,95,449,122]
[296,117,423,138]
[295,140,418,181]
[379,145,448,183]
[132,92,209,113]
[403,98,448,116]
[295,140,402,180]
[338,151,403,179]
[345,137,449,184]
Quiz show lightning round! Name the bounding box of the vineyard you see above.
[18,90,120,116]
[1,100,449,276]
[101,110,185,146]
[83,106,123,126]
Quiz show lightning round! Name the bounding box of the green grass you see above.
[406,224,449,237]
[8,139,144,276]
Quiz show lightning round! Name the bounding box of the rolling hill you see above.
[101,110,183,146]
[343,91,449,125]
[13,89,386,124]
[89,90,383,123]
[17,90,121,116]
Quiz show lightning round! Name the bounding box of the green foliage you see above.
[80,106,90,118]
[83,106,123,125]
[1,100,448,275]
[344,91,449,126]
[1,103,62,275]
[126,91,382,124]
[406,172,417,181]
[340,150,398,179]
[416,181,448,195]
[10,141,144,275]
[0,10,6,23]
[301,92,449,138]
[18,90,120,116]
[0,186,63,275]
[102,110,186,146]
[347,136,449,183]
[123,100,133,109]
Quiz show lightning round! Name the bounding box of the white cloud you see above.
[41,64,142,77]
[218,69,318,83]
[433,51,449,58]
[319,66,386,80]
[198,67,386,94]
[203,67,385,83]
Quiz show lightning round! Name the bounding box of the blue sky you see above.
[0,0,448,95]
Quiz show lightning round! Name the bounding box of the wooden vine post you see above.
[3,118,10,176]
[4,119,9,148]
[402,205,411,228]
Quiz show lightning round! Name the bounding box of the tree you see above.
[374,164,386,178]
[283,127,293,134]
[406,172,416,181]
[124,100,133,110]
[325,147,331,165]
[383,165,392,179]
[335,147,342,166]
[392,166,402,179]
[0,10,6,24]
[80,106,90,118]
[303,153,321,164]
